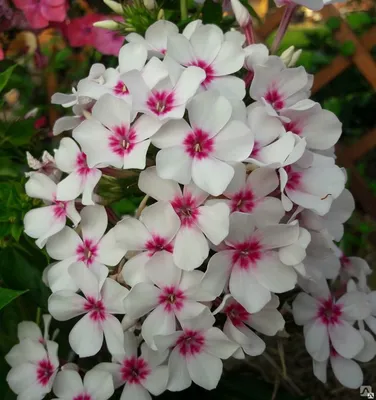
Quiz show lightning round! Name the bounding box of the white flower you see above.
[95,332,169,400]
[6,339,59,400]
[152,90,254,196]
[73,94,161,169]
[126,20,179,58]
[53,102,93,136]
[292,280,370,362]
[124,256,213,349]
[214,162,284,226]
[201,212,299,313]
[138,167,230,270]
[25,151,62,182]
[24,173,80,248]
[221,295,284,358]
[53,368,114,400]
[48,262,128,357]
[244,44,269,72]
[54,138,102,204]
[230,0,251,28]
[274,0,346,11]
[44,205,125,293]
[154,310,239,391]
[114,201,181,286]
[166,24,245,100]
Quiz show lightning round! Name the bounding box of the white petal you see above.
[69,313,104,357]
[101,278,129,313]
[97,228,126,266]
[304,319,330,362]
[123,283,160,319]
[191,25,223,64]
[119,43,147,73]
[337,291,371,321]
[186,352,222,390]
[25,172,56,201]
[156,146,193,185]
[292,292,319,325]
[122,252,150,287]
[328,321,364,359]
[48,291,86,321]
[146,251,181,288]
[114,217,150,251]
[248,308,285,336]
[354,330,376,362]
[120,383,151,400]
[69,262,101,300]
[53,370,83,398]
[192,157,234,196]
[142,365,168,396]
[312,359,327,384]
[103,314,125,355]
[173,66,206,106]
[258,223,299,249]
[167,347,191,392]
[330,355,363,389]
[46,226,81,260]
[211,40,245,76]
[151,119,191,148]
[80,205,107,243]
[92,94,131,131]
[54,137,80,173]
[17,321,42,342]
[167,34,196,66]
[205,327,239,359]
[123,140,151,170]
[196,202,229,245]
[84,369,114,400]
[173,226,209,271]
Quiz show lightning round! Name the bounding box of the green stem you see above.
[180,0,188,21]
[36,307,41,325]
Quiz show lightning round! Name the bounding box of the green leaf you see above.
[326,16,341,31]
[0,157,19,178]
[202,0,222,24]
[339,40,356,57]
[7,119,35,147]
[0,65,17,94]
[0,288,28,311]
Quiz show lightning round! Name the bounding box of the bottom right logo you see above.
[360,386,375,399]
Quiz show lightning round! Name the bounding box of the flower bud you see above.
[230,0,251,29]
[289,48,302,67]
[103,0,123,15]
[157,8,165,20]
[93,20,121,31]
[143,0,156,10]
[280,46,295,66]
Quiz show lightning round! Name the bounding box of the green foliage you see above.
[202,0,222,25]
[325,16,341,32]
[0,288,28,311]
[339,40,356,57]
[0,65,17,94]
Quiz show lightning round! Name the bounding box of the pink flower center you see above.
[264,86,285,111]
[230,189,255,213]
[144,235,173,257]
[158,286,186,313]
[224,302,250,327]
[284,165,302,191]
[171,193,200,228]
[52,199,67,220]
[283,119,302,136]
[121,356,150,384]
[317,298,343,326]
[340,255,351,269]
[188,60,215,87]
[76,152,91,176]
[109,125,137,157]
[36,359,54,386]
[76,239,99,266]
[84,297,106,321]
[231,239,262,270]
[147,91,175,116]
[176,330,205,357]
[113,80,129,97]
[73,394,91,400]
[183,129,215,160]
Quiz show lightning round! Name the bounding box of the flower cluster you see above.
[7,13,375,399]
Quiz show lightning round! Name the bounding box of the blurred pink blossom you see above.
[93,17,124,56]
[12,0,68,29]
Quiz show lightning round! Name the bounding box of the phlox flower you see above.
[44,205,125,293]
[244,44,269,72]
[95,332,169,400]
[201,212,300,313]
[25,150,62,183]
[6,338,59,400]
[124,255,214,349]
[48,262,128,357]
[24,172,80,248]
[152,90,254,196]
[54,138,102,205]
[52,368,114,400]
[73,94,161,170]
[138,167,230,270]
[52,101,94,136]
[154,310,239,391]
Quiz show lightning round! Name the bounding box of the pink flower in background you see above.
[0,46,4,61]
[12,0,68,29]
[65,14,104,48]
[93,17,125,56]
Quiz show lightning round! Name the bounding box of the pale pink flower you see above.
[138,167,230,270]
[25,150,62,183]
[274,0,346,11]
[201,213,299,313]
[73,94,161,170]
[12,0,67,29]
[124,256,213,349]
[154,310,239,391]
[54,138,102,205]
[6,338,59,400]
[24,173,80,248]
[152,90,254,196]
[48,262,128,357]
[53,368,114,400]
[114,201,181,286]
[95,332,169,400]
[44,205,125,293]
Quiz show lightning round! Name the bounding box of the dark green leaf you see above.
[0,288,28,311]
[7,119,36,147]
[326,16,341,31]
[0,65,17,94]
[10,224,23,242]
[202,0,222,24]
[0,158,19,178]
[339,40,356,57]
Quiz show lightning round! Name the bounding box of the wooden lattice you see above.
[256,5,376,218]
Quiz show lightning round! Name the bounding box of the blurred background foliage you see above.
[0,0,375,399]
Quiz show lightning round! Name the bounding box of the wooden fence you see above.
[256,5,376,219]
